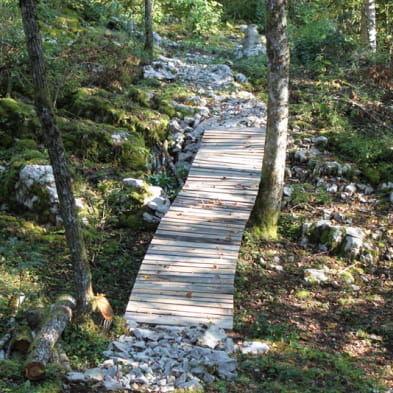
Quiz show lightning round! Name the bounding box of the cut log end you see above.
[25,361,45,380]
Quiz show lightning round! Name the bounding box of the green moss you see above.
[0,98,40,138]
[118,212,145,229]
[158,101,176,117]
[128,87,152,107]
[66,88,125,124]
[0,150,48,207]
[0,360,22,379]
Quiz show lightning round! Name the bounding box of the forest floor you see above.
[1,12,393,393]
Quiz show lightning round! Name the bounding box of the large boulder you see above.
[15,164,86,225]
[15,165,60,224]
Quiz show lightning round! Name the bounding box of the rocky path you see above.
[65,43,270,392]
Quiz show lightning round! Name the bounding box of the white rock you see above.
[66,372,86,382]
[283,186,293,197]
[304,268,329,283]
[84,367,105,382]
[240,341,270,355]
[197,325,227,349]
[147,196,170,215]
[103,376,124,391]
[325,183,338,193]
[381,182,393,191]
[142,212,161,224]
[123,178,145,188]
[345,183,357,194]
[235,73,248,83]
[268,264,284,272]
[312,136,328,145]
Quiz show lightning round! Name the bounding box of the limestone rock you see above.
[197,325,226,349]
[304,268,329,284]
[15,164,61,223]
[237,24,266,58]
[240,341,270,355]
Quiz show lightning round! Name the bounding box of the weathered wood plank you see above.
[125,126,264,329]
[125,313,233,329]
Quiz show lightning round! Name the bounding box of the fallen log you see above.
[10,325,34,354]
[25,295,76,380]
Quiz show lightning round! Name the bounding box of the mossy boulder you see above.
[0,150,48,209]
[301,220,370,260]
[15,164,60,224]
[65,88,126,124]
[0,98,40,138]
[60,118,150,171]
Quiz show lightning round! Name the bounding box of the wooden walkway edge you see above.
[125,127,265,329]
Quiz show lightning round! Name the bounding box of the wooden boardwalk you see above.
[125,127,265,329]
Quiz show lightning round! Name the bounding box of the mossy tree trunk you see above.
[144,0,154,64]
[252,0,289,239]
[19,0,94,316]
[361,0,377,53]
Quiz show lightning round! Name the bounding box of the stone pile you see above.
[66,324,268,392]
[236,24,266,59]
[122,178,170,224]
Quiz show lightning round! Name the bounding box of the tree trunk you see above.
[25,296,75,380]
[19,0,94,316]
[144,0,154,63]
[251,0,289,239]
[361,0,377,53]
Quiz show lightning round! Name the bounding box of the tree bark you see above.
[251,0,290,239]
[361,0,377,53]
[144,0,154,63]
[25,296,75,380]
[19,0,94,316]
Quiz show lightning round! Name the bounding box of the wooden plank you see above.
[131,287,233,300]
[127,302,232,316]
[130,294,232,307]
[153,231,242,245]
[125,313,233,329]
[132,280,234,293]
[140,263,235,274]
[142,254,238,265]
[137,273,234,285]
[149,239,239,251]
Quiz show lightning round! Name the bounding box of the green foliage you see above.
[249,312,299,342]
[236,342,382,393]
[233,55,267,87]
[0,99,40,138]
[278,213,302,241]
[159,0,223,35]
[290,17,355,68]
[62,323,109,368]
[218,0,266,27]
[329,130,393,184]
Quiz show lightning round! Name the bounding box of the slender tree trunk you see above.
[144,0,154,63]
[361,0,377,53]
[251,0,289,239]
[19,0,93,316]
